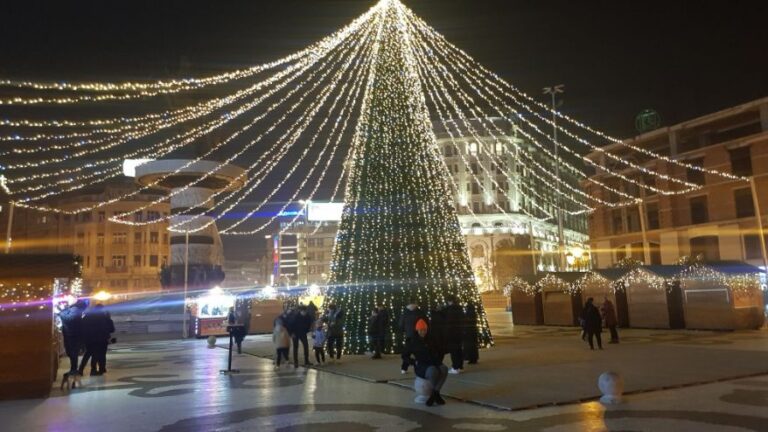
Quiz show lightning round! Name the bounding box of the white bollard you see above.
[598,371,624,404]
[414,376,433,404]
[207,335,217,349]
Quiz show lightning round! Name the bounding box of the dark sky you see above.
[2,0,767,137]
[2,0,768,260]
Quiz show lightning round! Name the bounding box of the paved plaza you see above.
[2,311,768,431]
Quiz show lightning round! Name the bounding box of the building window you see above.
[686,158,706,185]
[112,255,126,268]
[96,233,105,246]
[96,256,104,268]
[626,206,641,232]
[77,232,86,244]
[134,255,142,267]
[81,212,92,223]
[744,235,764,260]
[85,256,90,268]
[611,209,623,235]
[162,256,168,266]
[149,255,159,267]
[98,211,106,222]
[444,145,453,157]
[649,243,662,265]
[150,232,159,244]
[642,175,657,197]
[470,162,479,175]
[733,187,755,218]
[133,211,143,222]
[646,202,660,230]
[495,142,503,154]
[162,233,169,244]
[689,196,709,224]
[471,182,480,195]
[468,142,478,155]
[113,232,127,244]
[729,146,752,177]
[690,236,720,262]
[147,211,161,221]
[472,202,481,213]
[134,232,142,244]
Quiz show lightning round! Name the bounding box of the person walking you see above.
[376,305,389,359]
[442,296,465,374]
[582,297,603,350]
[272,315,291,369]
[312,319,327,365]
[79,304,115,375]
[325,304,345,362]
[398,299,426,374]
[406,318,448,407]
[227,307,248,354]
[289,305,313,367]
[59,299,87,376]
[462,302,479,365]
[601,296,620,344]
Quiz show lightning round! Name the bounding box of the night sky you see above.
[3,0,767,137]
[2,0,768,259]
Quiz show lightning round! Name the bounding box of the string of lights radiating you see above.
[0,2,383,104]
[402,6,746,183]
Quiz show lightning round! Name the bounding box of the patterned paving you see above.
[1,336,767,431]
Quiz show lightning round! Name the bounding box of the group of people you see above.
[58,300,116,377]
[579,296,620,350]
[272,302,345,369]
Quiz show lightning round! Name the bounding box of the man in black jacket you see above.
[79,304,115,375]
[398,299,426,373]
[442,296,465,374]
[289,305,313,367]
[59,300,87,375]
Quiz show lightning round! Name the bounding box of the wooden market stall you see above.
[505,275,544,325]
[679,263,765,330]
[622,265,685,329]
[540,272,584,326]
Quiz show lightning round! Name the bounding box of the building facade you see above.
[4,180,171,299]
[586,97,768,269]
[266,118,590,291]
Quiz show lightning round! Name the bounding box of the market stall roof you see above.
[638,265,686,278]
[704,261,764,275]
[594,268,631,281]
[546,271,588,283]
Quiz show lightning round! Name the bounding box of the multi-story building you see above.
[586,97,768,269]
[266,118,590,291]
[3,179,171,298]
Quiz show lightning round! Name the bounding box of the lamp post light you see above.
[543,84,566,271]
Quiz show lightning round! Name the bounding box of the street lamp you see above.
[543,85,566,271]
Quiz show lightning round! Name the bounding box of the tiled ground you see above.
[1,311,767,431]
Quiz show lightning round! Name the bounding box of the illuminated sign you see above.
[307,202,344,221]
[122,159,154,177]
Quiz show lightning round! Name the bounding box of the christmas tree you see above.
[328,0,493,354]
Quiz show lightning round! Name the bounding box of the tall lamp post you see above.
[543,84,566,270]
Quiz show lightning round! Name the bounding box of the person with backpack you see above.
[325,304,345,362]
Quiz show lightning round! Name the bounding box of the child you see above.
[272,316,291,370]
[312,320,327,365]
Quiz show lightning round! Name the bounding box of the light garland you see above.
[503,276,538,297]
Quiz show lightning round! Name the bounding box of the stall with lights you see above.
[190,286,235,337]
[539,272,585,327]
[620,265,685,329]
[0,254,81,400]
[504,275,544,325]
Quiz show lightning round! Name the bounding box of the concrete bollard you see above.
[414,376,433,404]
[598,371,624,404]
[207,335,217,349]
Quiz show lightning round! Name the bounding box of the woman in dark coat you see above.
[406,319,448,407]
[581,297,603,350]
[462,303,479,364]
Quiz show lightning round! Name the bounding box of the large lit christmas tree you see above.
[328,0,493,354]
